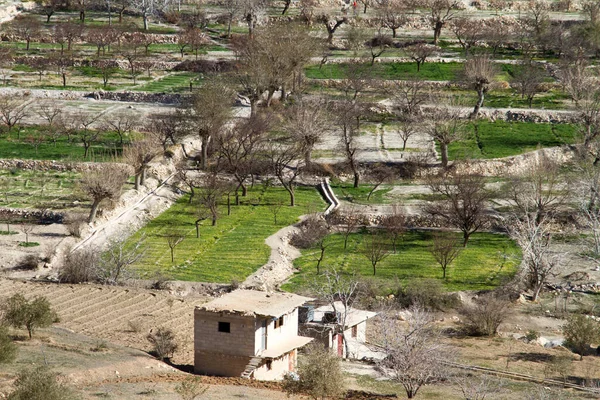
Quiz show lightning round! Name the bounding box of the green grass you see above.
[447,121,579,160]
[132,72,199,93]
[282,230,521,293]
[330,183,393,204]
[18,242,39,247]
[305,62,464,81]
[127,186,325,282]
[0,126,123,162]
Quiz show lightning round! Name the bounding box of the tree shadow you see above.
[509,352,554,363]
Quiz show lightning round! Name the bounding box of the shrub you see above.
[525,330,540,342]
[147,327,178,361]
[7,366,78,400]
[283,344,345,400]
[459,293,512,336]
[65,214,86,238]
[563,314,600,360]
[396,279,460,311]
[289,215,329,249]
[2,294,58,339]
[15,254,39,270]
[59,248,99,283]
[175,376,209,400]
[0,326,18,364]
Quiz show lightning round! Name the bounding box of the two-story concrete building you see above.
[194,289,313,380]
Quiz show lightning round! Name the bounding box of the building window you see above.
[351,325,357,338]
[218,321,230,333]
[266,360,273,370]
[274,316,284,329]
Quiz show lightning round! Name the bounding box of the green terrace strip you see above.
[305,62,464,81]
[132,72,200,93]
[127,186,325,282]
[282,231,521,293]
[329,183,393,205]
[0,169,89,212]
[0,126,124,162]
[447,121,578,160]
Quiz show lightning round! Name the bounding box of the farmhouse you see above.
[299,302,378,360]
[194,289,313,380]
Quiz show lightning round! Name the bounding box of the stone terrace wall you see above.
[0,159,133,174]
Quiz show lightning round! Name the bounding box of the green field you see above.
[127,186,325,282]
[0,126,123,162]
[282,230,521,293]
[0,169,89,211]
[132,72,200,93]
[305,62,464,81]
[330,183,393,204]
[447,121,578,160]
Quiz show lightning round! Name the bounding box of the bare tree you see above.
[377,0,407,38]
[0,96,29,133]
[559,57,595,106]
[54,20,84,53]
[36,100,63,128]
[313,268,361,357]
[425,107,465,169]
[405,43,439,72]
[319,15,347,44]
[268,137,304,206]
[328,207,366,249]
[80,164,130,223]
[361,231,390,275]
[335,101,362,188]
[572,161,600,259]
[197,173,229,226]
[20,223,34,244]
[381,203,406,253]
[395,116,419,151]
[220,0,241,37]
[290,214,330,274]
[510,57,547,108]
[462,55,498,118]
[99,236,144,284]
[377,307,448,399]
[216,115,268,201]
[506,154,563,225]
[392,77,430,116]
[7,15,41,51]
[164,226,185,263]
[426,169,490,246]
[420,0,460,44]
[179,79,233,169]
[123,137,162,190]
[450,17,482,56]
[240,0,267,38]
[101,113,137,146]
[430,231,462,279]
[510,214,560,301]
[460,292,512,336]
[282,98,329,166]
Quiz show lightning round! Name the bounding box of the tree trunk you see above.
[201,135,209,169]
[462,230,470,247]
[119,9,124,23]
[353,171,359,188]
[285,184,295,206]
[416,60,422,72]
[134,173,141,190]
[433,21,443,45]
[141,166,147,185]
[170,247,175,262]
[62,73,66,87]
[282,0,291,15]
[143,14,149,30]
[440,142,448,168]
[26,39,30,51]
[363,2,367,13]
[392,27,397,38]
[88,199,101,222]
[471,88,485,118]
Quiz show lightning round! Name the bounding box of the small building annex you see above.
[299,302,379,360]
[194,289,313,380]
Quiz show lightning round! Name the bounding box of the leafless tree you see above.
[179,79,234,169]
[510,214,560,301]
[299,0,318,25]
[524,0,550,39]
[405,43,439,72]
[335,101,362,188]
[506,154,563,225]
[0,96,29,133]
[164,226,185,263]
[361,231,390,275]
[450,17,482,56]
[216,115,268,201]
[96,59,119,88]
[20,223,34,244]
[392,77,430,116]
[281,98,329,166]
[98,236,144,284]
[510,57,547,108]
[319,15,347,44]
[80,164,130,223]
[7,15,41,51]
[429,231,462,279]
[54,20,84,53]
[367,31,393,65]
[0,48,14,85]
[381,203,406,253]
[454,374,503,400]
[291,214,330,274]
[65,112,100,159]
[328,207,366,249]
[313,268,361,357]
[129,0,168,30]
[36,100,63,128]
[395,116,419,151]
[426,169,490,246]
[144,112,185,151]
[220,0,241,37]
[240,0,267,37]
[377,306,448,399]
[101,113,137,146]
[48,51,74,88]
[572,161,600,259]
[365,164,395,201]
[425,107,465,168]
[123,137,162,190]
[268,137,304,207]
[197,173,229,226]
[37,0,63,23]
[462,55,498,118]
[420,0,460,44]
[559,57,595,106]
[377,0,407,38]
[460,292,512,336]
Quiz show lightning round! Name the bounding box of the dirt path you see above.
[242,220,304,291]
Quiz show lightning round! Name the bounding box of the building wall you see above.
[194,309,256,357]
[253,350,296,381]
[256,309,300,355]
[194,351,249,376]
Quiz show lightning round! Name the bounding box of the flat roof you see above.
[261,336,313,358]
[197,289,313,318]
[310,302,377,328]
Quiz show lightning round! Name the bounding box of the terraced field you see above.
[0,279,209,366]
